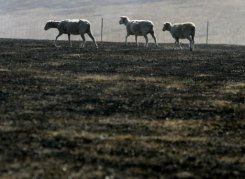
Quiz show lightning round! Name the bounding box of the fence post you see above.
[206,21,209,44]
[101,18,103,42]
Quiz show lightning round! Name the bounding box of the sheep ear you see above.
[165,22,169,27]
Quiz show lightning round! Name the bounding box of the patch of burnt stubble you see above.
[0,39,244,178]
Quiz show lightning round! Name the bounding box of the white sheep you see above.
[162,22,196,51]
[44,19,98,48]
[119,16,158,47]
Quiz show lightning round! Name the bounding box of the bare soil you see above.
[0,39,245,178]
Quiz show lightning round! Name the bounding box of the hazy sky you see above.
[0,0,244,44]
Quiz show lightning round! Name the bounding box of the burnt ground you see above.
[0,39,244,178]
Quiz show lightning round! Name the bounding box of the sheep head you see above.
[119,16,130,25]
[44,20,58,30]
[162,22,172,31]
[44,21,52,30]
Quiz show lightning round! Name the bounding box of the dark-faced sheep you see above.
[162,22,195,51]
[44,19,98,48]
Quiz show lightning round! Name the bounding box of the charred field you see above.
[0,39,245,178]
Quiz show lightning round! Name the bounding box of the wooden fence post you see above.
[206,21,209,44]
[101,18,103,42]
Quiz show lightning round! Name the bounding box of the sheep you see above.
[162,22,196,51]
[119,16,158,47]
[44,19,98,48]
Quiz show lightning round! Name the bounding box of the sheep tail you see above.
[150,24,155,34]
[87,23,91,32]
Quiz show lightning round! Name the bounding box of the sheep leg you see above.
[150,32,158,47]
[174,39,182,50]
[68,34,72,47]
[190,29,195,48]
[144,35,148,47]
[173,40,178,50]
[135,36,139,47]
[177,40,182,49]
[179,42,183,50]
[55,32,63,48]
[187,36,193,51]
[80,34,86,48]
[173,41,177,50]
[125,35,129,46]
[191,35,195,45]
[87,31,98,48]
